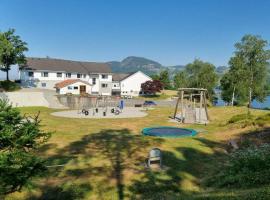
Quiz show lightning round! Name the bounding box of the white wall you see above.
[20,70,112,94]
[58,81,91,95]
[88,74,112,95]
[120,71,152,97]
[89,74,99,94]
[112,81,120,90]
[21,70,90,82]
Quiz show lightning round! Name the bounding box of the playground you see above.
[52,95,150,118]
[51,107,148,118]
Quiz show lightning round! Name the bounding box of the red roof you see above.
[55,79,91,89]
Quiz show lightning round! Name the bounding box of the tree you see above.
[158,70,171,89]
[185,59,218,99]
[220,56,249,105]
[234,35,270,107]
[0,29,28,81]
[221,35,270,107]
[173,71,188,89]
[141,80,163,95]
[150,74,160,81]
[0,99,50,195]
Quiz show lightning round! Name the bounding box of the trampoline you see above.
[142,126,197,138]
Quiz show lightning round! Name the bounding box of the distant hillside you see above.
[107,56,163,75]
[167,65,186,73]
[216,66,228,76]
[108,56,228,77]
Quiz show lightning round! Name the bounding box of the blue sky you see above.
[1,0,270,69]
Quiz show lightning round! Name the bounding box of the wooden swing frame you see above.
[173,88,209,123]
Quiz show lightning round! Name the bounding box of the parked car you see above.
[143,100,157,106]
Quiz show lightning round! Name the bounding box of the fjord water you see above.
[252,96,270,109]
[215,89,270,109]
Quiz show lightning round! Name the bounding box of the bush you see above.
[0,80,20,91]
[228,113,270,128]
[227,113,255,127]
[255,113,270,127]
[206,144,270,188]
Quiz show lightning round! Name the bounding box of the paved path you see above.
[51,107,148,119]
[1,88,66,109]
[1,88,176,109]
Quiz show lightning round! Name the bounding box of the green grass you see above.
[5,106,270,200]
[0,80,21,91]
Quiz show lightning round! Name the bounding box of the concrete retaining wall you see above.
[4,92,49,107]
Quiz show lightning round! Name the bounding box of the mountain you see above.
[107,56,230,78]
[167,65,186,72]
[107,56,164,75]
[216,66,228,76]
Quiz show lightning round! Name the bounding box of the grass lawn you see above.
[6,106,270,200]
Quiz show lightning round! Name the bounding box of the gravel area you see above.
[51,107,148,119]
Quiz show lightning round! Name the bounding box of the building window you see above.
[41,83,46,87]
[66,73,71,78]
[74,86,78,90]
[101,83,108,88]
[77,74,81,78]
[42,72,49,77]
[28,71,34,77]
[102,74,108,79]
[68,86,73,90]
[92,78,96,85]
[57,72,62,77]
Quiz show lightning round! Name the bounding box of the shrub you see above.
[0,80,20,91]
[227,113,255,127]
[227,113,270,128]
[206,144,270,188]
[255,113,270,127]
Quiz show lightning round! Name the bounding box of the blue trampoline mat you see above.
[142,126,197,138]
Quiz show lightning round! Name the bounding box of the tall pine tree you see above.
[0,99,50,195]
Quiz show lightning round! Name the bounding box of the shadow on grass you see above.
[237,127,270,146]
[128,137,229,199]
[28,128,164,200]
[72,129,163,200]
[27,183,91,200]
[30,127,270,199]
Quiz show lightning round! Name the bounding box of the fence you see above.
[57,95,177,109]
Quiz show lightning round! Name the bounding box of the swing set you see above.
[173,88,209,124]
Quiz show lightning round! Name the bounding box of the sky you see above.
[1,0,270,79]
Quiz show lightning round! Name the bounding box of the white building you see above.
[20,57,112,96]
[112,71,152,97]
[20,58,152,96]
[55,79,92,95]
